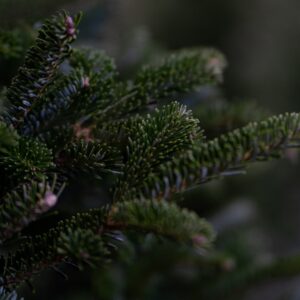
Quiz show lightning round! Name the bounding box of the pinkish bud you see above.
[65,16,76,37]
[82,76,90,88]
[192,234,208,247]
[68,28,76,36]
[35,190,58,214]
[43,191,58,208]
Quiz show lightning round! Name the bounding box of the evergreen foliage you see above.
[5,11,81,127]
[0,10,300,299]
[0,29,29,59]
[0,287,20,300]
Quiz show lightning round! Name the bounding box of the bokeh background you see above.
[2,0,300,299]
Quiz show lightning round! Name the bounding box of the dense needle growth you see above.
[0,11,300,299]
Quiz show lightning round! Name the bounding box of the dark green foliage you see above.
[57,140,123,179]
[5,11,81,128]
[108,200,214,247]
[69,49,119,114]
[0,89,7,111]
[20,70,92,137]
[0,123,18,154]
[0,179,62,243]
[0,25,34,70]
[114,102,202,201]
[132,48,225,99]
[70,48,118,78]
[2,198,212,288]
[2,208,108,289]
[1,10,300,299]
[0,29,29,59]
[138,113,300,200]
[21,50,118,137]
[95,48,226,122]
[0,287,20,300]
[57,228,109,269]
[0,138,53,193]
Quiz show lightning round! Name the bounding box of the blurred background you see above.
[2,0,300,299]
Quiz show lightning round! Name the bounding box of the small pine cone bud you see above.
[43,191,58,208]
[82,76,90,88]
[192,234,208,247]
[36,191,58,213]
[65,16,76,37]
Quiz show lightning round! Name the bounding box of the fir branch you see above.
[107,199,215,247]
[137,113,300,200]
[0,286,20,300]
[57,140,123,179]
[0,138,54,193]
[69,48,119,115]
[21,49,119,142]
[0,178,63,243]
[36,125,75,153]
[0,28,33,59]
[0,88,8,115]
[92,115,148,149]
[2,208,108,288]
[57,228,110,269]
[0,122,19,154]
[5,11,81,128]
[2,9,299,298]
[69,48,118,80]
[20,69,93,137]
[133,48,225,97]
[114,102,202,201]
[2,198,214,288]
[0,29,24,59]
[96,48,226,122]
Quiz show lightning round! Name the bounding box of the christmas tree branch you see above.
[2,199,213,288]
[0,286,20,300]
[0,122,19,154]
[137,113,300,200]
[96,48,226,122]
[57,140,123,179]
[0,138,53,194]
[6,11,81,128]
[0,178,63,243]
[114,102,202,201]
[21,49,118,140]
